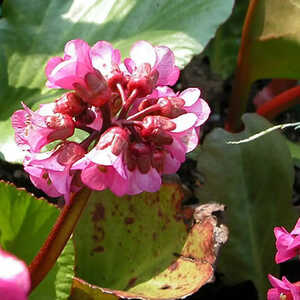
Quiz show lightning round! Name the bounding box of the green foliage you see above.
[206,0,249,78]
[196,114,296,299]
[73,184,218,299]
[287,140,300,167]
[0,181,75,300]
[0,0,234,162]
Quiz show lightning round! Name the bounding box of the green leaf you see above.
[206,0,249,79]
[73,184,225,299]
[287,140,300,167]
[0,181,75,299]
[242,0,300,82]
[195,114,296,299]
[0,0,234,162]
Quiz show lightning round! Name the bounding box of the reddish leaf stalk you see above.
[257,85,300,120]
[28,188,92,291]
[225,0,259,132]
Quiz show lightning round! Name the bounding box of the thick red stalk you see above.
[225,0,259,132]
[257,85,300,120]
[29,188,91,291]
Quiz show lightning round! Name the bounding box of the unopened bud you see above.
[107,71,128,92]
[97,127,128,156]
[46,114,75,141]
[57,142,86,166]
[141,116,176,137]
[124,149,136,171]
[138,98,157,112]
[127,63,159,98]
[130,142,151,174]
[54,93,86,117]
[146,128,173,145]
[73,70,111,107]
[151,150,165,172]
[75,109,96,125]
[157,97,185,118]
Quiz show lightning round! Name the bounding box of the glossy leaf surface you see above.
[73,184,226,299]
[0,0,234,162]
[196,114,296,299]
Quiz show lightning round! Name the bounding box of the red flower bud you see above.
[138,98,158,112]
[127,63,159,98]
[57,142,86,166]
[54,93,86,117]
[107,71,128,92]
[97,127,128,156]
[75,109,96,125]
[157,97,185,118]
[130,142,152,174]
[151,150,165,172]
[141,116,176,137]
[74,70,111,107]
[46,113,75,141]
[146,128,173,145]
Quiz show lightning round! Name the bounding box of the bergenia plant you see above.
[12,39,210,201]
[2,0,300,299]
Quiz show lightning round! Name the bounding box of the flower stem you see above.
[225,0,259,132]
[100,102,111,133]
[28,188,92,292]
[256,85,300,120]
[118,89,138,120]
[127,103,161,121]
[116,83,126,106]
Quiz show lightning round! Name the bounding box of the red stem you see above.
[225,0,260,132]
[118,89,138,120]
[127,103,161,121]
[257,85,300,120]
[29,188,91,291]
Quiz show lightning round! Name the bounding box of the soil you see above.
[1,52,300,299]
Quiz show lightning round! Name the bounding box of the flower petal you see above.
[130,41,157,68]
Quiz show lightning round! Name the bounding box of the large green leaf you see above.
[195,114,296,299]
[73,184,227,299]
[206,0,249,79]
[0,181,75,300]
[0,0,234,162]
[287,140,300,167]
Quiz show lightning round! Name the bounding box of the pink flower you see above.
[11,103,75,152]
[24,142,86,203]
[268,275,300,300]
[46,39,111,107]
[0,248,30,300]
[80,86,209,196]
[46,39,93,90]
[274,218,300,263]
[90,41,127,92]
[13,39,210,200]
[124,41,180,97]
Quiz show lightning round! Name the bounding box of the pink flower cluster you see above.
[268,219,300,300]
[0,248,30,300]
[12,39,210,203]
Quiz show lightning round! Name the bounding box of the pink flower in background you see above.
[0,248,30,300]
[12,39,210,201]
[12,103,75,152]
[24,142,86,203]
[274,218,300,263]
[267,275,300,300]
